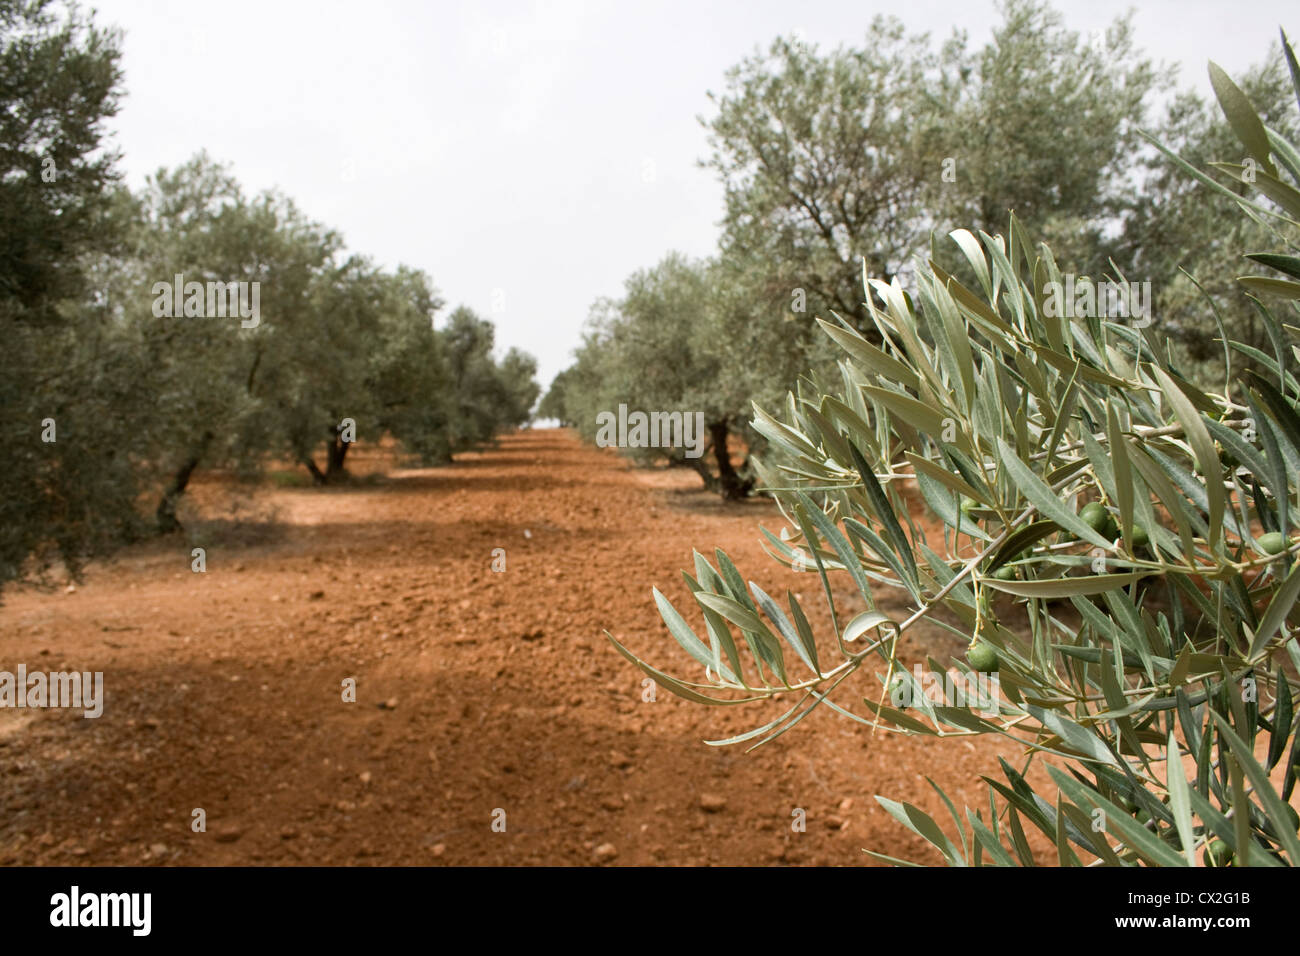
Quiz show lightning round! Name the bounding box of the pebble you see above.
[699,793,727,813]
[594,842,618,862]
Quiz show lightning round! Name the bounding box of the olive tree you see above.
[1,0,140,591]
[702,1,1163,334]
[557,254,777,497]
[367,265,457,466]
[441,306,540,454]
[125,155,344,519]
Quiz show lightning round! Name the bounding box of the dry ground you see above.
[1,428,1034,866]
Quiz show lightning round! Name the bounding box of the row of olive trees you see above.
[114,153,537,528]
[0,0,538,592]
[539,254,809,498]
[544,0,1299,496]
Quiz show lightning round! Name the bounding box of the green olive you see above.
[1202,838,1233,868]
[966,642,998,672]
[993,564,1018,581]
[1130,524,1149,548]
[1080,502,1117,538]
[1080,502,1107,527]
[1258,532,1290,556]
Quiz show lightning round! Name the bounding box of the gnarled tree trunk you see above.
[709,421,754,500]
[326,432,349,481]
[156,431,213,533]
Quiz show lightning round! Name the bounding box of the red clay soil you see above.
[0,428,1036,866]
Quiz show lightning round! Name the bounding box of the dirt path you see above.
[1,428,1019,866]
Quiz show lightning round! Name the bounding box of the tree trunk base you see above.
[710,421,754,500]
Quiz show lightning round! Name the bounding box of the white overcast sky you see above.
[88,0,1297,389]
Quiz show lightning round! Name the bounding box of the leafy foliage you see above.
[552,1,1209,499]
[614,32,1300,866]
[703,1,1161,320]
[1,0,139,587]
[1122,45,1300,379]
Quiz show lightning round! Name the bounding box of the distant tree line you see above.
[2,0,538,591]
